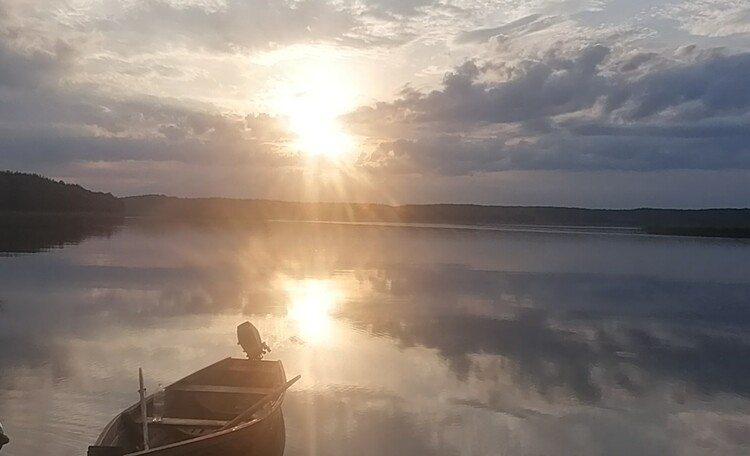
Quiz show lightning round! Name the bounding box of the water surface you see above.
[1,219,749,456]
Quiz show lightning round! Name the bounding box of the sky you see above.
[0,0,749,208]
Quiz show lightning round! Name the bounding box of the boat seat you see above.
[169,384,276,395]
[135,417,229,428]
[226,362,279,372]
[88,446,125,456]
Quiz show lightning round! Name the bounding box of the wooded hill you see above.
[0,171,123,213]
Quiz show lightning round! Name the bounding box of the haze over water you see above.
[1,220,749,456]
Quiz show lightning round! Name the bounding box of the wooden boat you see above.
[0,421,8,451]
[89,323,297,456]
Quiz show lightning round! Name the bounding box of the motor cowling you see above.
[237,321,270,360]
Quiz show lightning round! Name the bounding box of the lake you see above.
[1,219,749,456]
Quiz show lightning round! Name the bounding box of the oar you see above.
[218,375,301,431]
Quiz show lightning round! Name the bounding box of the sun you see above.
[262,52,358,160]
[287,95,355,159]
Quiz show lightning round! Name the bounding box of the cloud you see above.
[360,131,750,175]
[662,1,750,37]
[619,52,658,72]
[348,45,750,175]
[605,51,750,121]
[0,22,301,172]
[0,124,297,170]
[364,0,436,18]
[0,0,749,205]
[455,14,552,44]
[341,264,750,402]
[71,0,397,53]
[347,45,611,128]
[0,36,75,89]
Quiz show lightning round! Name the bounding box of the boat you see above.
[88,322,299,456]
[0,421,8,452]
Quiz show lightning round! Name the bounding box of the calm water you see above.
[1,219,750,456]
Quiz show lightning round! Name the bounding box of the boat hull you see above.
[91,358,289,456]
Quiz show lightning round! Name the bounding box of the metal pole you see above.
[138,368,150,450]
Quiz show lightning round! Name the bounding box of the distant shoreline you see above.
[644,226,750,239]
[269,219,645,235]
[2,171,749,240]
[277,219,749,240]
[120,195,750,239]
[3,207,749,240]
[0,211,123,217]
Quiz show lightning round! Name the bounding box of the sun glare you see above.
[263,53,358,160]
[284,278,341,344]
[288,105,355,159]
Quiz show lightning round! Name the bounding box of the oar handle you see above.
[218,375,301,431]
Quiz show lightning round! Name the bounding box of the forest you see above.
[0,171,123,213]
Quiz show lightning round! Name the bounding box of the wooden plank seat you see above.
[169,384,276,395]
[135,417,229,428]
[226,363,279,372]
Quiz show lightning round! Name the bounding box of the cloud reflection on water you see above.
[0,220,749,455]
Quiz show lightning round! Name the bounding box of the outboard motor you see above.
[0,421,9,452]
[237,321,270,360]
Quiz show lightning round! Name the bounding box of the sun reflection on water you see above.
[283,278,341,345]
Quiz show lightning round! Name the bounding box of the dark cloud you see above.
[0,36,75,89]
[619,52,658,72]
[606,52,750,120]
[349,46,750,175]
[360,128,750,175]
[566,118,750,139]
[347,45,611,127]
[0,127,294,169]
[0,81,295,167]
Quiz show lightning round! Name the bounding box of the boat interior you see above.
[92,358,286,454]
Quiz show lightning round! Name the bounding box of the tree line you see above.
[0,171,123,213]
